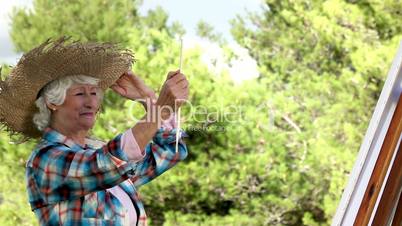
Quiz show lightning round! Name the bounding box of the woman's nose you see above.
[84,93,99,109]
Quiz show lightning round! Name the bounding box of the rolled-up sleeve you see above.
[119,112,178,161]
[121,128,146,161]
[130,128,188,187]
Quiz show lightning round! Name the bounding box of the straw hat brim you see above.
[0,37,134,139]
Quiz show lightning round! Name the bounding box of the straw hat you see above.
[0,37,134,139]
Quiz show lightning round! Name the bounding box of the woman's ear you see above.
[45,101,57,111]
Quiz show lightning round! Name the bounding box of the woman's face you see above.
[52,83,101,133]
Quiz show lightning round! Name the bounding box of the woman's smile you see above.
[80,112,95,118]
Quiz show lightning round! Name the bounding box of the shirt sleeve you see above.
[119,112,177,160]
[130,127,188,188]
[26,134,138,209]
[161,112,177,130]
[121,128,145,161]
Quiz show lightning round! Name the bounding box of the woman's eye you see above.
[91,92,97,96]
[75,93,83,96]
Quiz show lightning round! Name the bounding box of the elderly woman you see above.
[0,38,188,225]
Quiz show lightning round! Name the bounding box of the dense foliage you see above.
[0,0,400,225]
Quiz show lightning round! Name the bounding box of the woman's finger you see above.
[131,75,147,86]
[111,84,126,95]
[127,71,134,76]
[177,78,188,87]
[167,70,180,80]
[167,74,187,88]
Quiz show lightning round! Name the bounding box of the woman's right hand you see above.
[111,71,156,104]
[156,70,189,116]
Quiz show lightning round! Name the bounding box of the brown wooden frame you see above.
[391,186,402,225]
[372,141,402,225]
[354,93,402,226]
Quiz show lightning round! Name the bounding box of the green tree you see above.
[196,20,223,43]
[230,0,402,224]
[5,0,402,225]
[3,0,242,225]
[10,0,143,52]
[0,64,37,225]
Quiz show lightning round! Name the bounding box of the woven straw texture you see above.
[0,37,134,139]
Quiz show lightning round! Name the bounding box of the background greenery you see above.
[1,0,401,225]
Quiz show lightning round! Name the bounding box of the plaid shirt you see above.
[26,127,187,226]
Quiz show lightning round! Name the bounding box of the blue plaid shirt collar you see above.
[42,127,94,151]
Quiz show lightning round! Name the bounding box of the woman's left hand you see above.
[111,71,156,103]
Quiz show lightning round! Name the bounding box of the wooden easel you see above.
[333,42,402,225]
